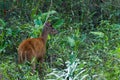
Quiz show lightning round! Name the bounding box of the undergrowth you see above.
[0,0,120,80]
[0,20,120,80]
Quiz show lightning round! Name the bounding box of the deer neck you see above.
[41,28,49,44]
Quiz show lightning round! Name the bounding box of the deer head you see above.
[44,22,58,35]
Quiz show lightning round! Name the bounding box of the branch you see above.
[43,0,53,26]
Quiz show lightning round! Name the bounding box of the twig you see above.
[43,0,53,26]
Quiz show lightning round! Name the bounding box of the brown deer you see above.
[18,22,58,70]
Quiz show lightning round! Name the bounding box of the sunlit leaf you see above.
[90,31,104,37]
[34,19,42,26]
[67,37,75,47]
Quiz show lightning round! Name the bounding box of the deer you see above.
[18,22,58,71]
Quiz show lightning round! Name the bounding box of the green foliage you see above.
[45,52,107,80]
[0,0,120,80]
[0,56,39,80]
[90,31,104,38]
[46,52,83,80]
[31,10,64,37]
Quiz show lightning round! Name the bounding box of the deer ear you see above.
[45,22,51,26]
[45,22,52,27]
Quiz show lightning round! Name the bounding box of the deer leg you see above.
[31,57,37,72]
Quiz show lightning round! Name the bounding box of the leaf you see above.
[34,19,42,26]
[0,19,5,27]
[68,37,75,47]
[49,10,57,15]
[90,31,104,37]
[69,52,77,63]
[31,8,37,18]
[0,26,3,30]
[112,24,120,30]
[48,35,51,40]
[53,19,64,28]
[6,28,12,35]
[113,47,120,58]
[41,10,57,22]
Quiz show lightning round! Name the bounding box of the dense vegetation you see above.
[0,0,120,80]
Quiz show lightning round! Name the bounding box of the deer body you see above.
[18,22,58,70]
[18,38,46,63]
